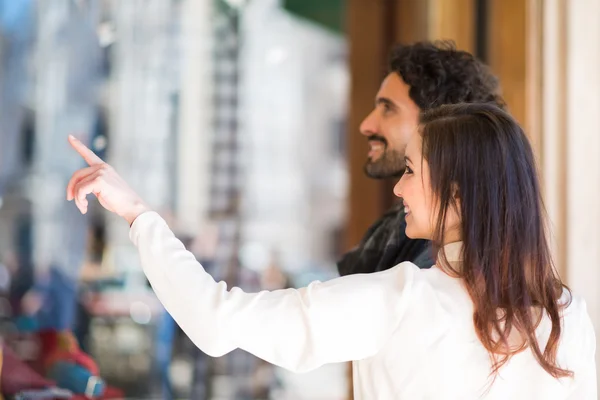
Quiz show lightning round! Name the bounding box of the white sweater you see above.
[130,212,597,399]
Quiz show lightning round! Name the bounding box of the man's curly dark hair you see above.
[389,40,505,110]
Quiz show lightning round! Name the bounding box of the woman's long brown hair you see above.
[420,103,572,379]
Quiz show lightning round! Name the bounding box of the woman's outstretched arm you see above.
[130,211,416,373]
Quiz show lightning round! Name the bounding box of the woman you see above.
[66,103,596,399]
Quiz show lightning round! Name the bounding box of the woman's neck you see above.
[441,228,462,246]
[440,241,463,263]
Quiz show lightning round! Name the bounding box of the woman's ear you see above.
[450,182,461,214]
[451,182,460,200]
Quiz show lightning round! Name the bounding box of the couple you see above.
[65,42,595,399]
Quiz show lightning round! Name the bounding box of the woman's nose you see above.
[393,177,404,198]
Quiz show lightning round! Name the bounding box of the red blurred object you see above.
[37,330,99,375]
[34,330,124,399]
[0,344,55,395]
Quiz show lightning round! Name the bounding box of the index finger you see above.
[68,135,105,166]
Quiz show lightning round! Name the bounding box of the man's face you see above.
[360,73,421,179]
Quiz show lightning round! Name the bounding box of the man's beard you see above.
[363,143,405,179]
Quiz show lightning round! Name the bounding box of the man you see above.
[338,40,504,276]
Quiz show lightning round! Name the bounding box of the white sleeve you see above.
[130,212,417,373]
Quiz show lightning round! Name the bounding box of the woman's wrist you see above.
[124,202,152,226]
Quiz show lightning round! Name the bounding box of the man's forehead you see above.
[377,73,412,105]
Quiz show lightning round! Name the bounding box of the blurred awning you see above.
[283,0,345,34]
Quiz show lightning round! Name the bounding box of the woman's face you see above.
[393,134,461,243]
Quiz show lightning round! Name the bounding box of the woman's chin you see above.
[405,226,428,240]
[405,227,417,239]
